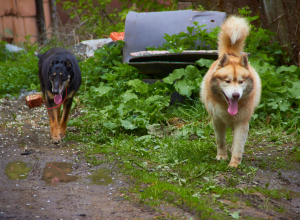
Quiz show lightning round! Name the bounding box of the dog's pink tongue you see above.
[228,99,238,115]
[54,94,62,104]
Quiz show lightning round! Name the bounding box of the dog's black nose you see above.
[52,88,59,94]
[232,92,240,100]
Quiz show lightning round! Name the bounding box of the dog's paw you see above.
[216,155,228,160]
[228,156,242,168]
[60,128,66,139]
[60,134,65,140]
[228,162,239,168]
[52,136,61,144]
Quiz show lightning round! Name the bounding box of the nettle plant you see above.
[147,21,220,53]
[68,42,170,139]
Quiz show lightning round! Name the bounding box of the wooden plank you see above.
[11,0,17,15]
[0,0,12,16]
[0,17,3,37]
[24,17,38,43]
[43,0,52,37]
[43,0,51,29]
[2,16,14,38]
[13,17,25,44]
[16,0,36,16]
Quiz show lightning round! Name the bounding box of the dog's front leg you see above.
[229,123,249,167]
[212,118,227,160]
[48,107,61,144]
[60,98,73,139]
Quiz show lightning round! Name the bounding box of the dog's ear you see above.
[63,59,73,67]
[239,53,249,69]
[217,53,229,68]
[50,59,60,67]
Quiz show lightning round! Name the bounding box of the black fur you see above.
[38,48,81,143]
[38,48,81,100]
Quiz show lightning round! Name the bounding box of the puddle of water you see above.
[277,188,300,199]
[89,168,114,186]
[41,162,78,186]
[5,161,31,180]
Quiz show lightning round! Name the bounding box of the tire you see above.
[170,92,186,106]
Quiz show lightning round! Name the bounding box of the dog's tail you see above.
[35,52,42,59]
[218,16,249,57]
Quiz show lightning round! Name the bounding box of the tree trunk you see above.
[262,0,293,59]
[50,0,58,36]
[35,0,46,43]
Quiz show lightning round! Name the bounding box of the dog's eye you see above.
[239,81,244,84]
[225,80,231,83]
[50,75,55,79]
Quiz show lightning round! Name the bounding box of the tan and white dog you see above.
[200,16,261,167]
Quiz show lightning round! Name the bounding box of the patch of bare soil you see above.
[0,98,191,220]
[214,153,300,219]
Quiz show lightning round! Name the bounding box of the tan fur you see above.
[200,16,261,167]
[47,90,55,99]
[218,16,249,57]
[46,86,74,143]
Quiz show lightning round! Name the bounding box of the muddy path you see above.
[1,97,300,220]
[0,98,193,220]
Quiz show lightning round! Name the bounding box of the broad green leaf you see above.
[135,117,149,127]
[269,85,287,93]
[168,49,175,53]
[103,122,118,131]
[163,68,185,84]
[153,145,160,150]
[128,79,148,94]
[278,100,290,112]
[273,50,282,54]
[174,80,196,97]
[184,65,202,80]
[120,119,137,130]
[267,101,278,109]
[192,192,201,198]
[195,58,214,68]
[121,90,138,103]
[187,26,194,34]
[276,65,298,74]
[134,135,152,143]
[195,127,205,138]
[146,95,168,105]
[288,81,300,99]
[249,58,275,74]
[93,86,112,96]
[230,211,240,219]
[104,104,113,110]
[117,103,125,116]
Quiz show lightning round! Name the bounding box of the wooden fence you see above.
[0,0,52,44]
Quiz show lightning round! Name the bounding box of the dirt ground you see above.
[0,97,193,220]
[0,97,300,220]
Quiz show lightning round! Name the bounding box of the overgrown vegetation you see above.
[1,5,300,219]
[57,0,174,38]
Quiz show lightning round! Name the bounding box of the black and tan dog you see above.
[38,48,81,144]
